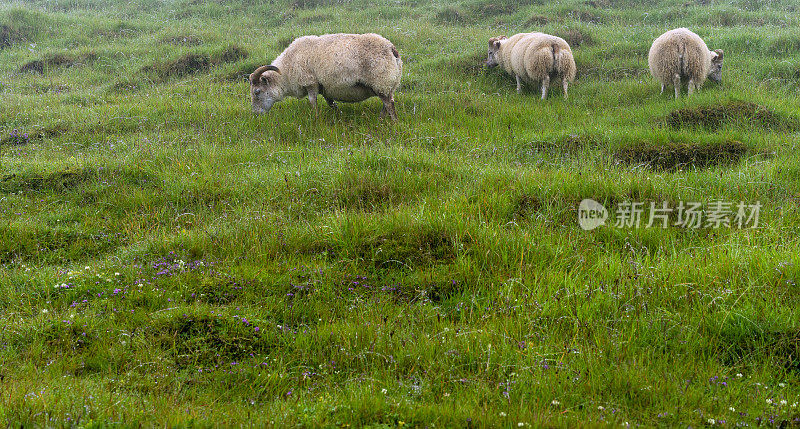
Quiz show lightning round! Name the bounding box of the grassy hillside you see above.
[1,0,799,426]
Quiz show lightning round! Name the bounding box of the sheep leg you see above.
[379,95,398,121]
[562,77,569,99]
[672,74,681,99]
[515,75,523,93]
[688,79,696,96]
[306,86,319,115]
[541,76,550,100]
[660,83,665,94]
[323,95,338,109]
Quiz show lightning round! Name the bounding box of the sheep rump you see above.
[648,28,723,98]
[488,32,576,99]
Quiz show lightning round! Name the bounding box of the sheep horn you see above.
[250,65,281,83]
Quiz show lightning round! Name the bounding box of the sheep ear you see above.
[711,49,724,62]
[493,40,502,49]
[714,49,724,61]
[260,75,269,84]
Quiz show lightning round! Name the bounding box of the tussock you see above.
[160,34,203,46]
[143,44,247,81]
[18,52,97,74]
[1,169,94,194]
[554,28,595,47]
[666,101,798,131]
[615,140,749,170]
[434,6,470,24]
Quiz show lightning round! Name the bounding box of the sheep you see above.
[250,33,402,119]
[648,28,724,98]
[486,32,577,99]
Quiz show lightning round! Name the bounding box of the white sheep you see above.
[486,32,577,99]
[648,28,724,98]
[250,33,403,119]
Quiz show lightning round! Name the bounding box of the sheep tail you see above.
[551,43,575,81]
[391,45,400,59]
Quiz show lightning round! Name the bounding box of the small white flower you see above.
[792,402,797,408]
[707,418,716,425]
[41,309,48,314]
[729,407,735,412]
[517,424,524,428]
[778,383,786,388]
[381,389,387,394]
[598,406,605,411]
[551,400,560,406]
[766,399,773,404]
[85,266,90,271]
[499,412,507,417]
[780,400,787,406]
[736,373,743,378]
[115,272,120,276]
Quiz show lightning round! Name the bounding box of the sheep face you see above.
[708,49,724,83]
[249,67,283,114]
[486,36,507,67]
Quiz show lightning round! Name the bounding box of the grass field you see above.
[1,0,800,426]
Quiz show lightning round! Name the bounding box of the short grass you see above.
[1,0,799,426]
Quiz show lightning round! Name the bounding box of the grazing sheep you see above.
[250,33,402,119]
[648,28,724,98]
[486,32,577,99]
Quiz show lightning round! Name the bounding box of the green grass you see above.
[1,0,799,426]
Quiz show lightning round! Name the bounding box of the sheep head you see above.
[486,36,507,67]
[708,49,724,83]
[250,65,283,114]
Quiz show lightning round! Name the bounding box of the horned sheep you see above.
[486,32,577,99]
[250,33,402,119]
[648,28,724,98]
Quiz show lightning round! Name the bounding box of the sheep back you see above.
[522,33,576,83]
[499,33,531,74]
[275,33,402,101]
